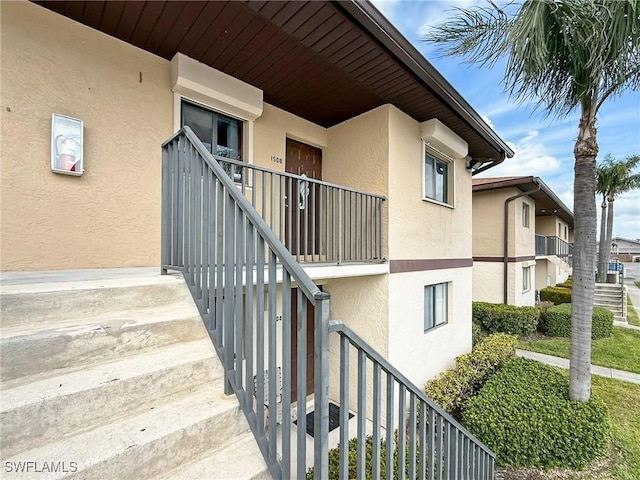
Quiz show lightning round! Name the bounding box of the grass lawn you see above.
[592,376,640,480]
[628,294,640,327]
[518,326,640,374]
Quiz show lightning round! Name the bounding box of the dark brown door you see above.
[285,139,322,256]
[290,288,316,399]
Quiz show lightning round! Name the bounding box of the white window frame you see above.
[523,266,532,293]
[522,202,530,228]
[424,282,450,332]
[423,144,454,208]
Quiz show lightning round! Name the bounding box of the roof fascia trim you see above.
[336,0,514,160]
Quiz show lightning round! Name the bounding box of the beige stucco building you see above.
[1,0,514,404]
[472,176,573,306]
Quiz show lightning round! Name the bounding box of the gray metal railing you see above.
[160,127,494,479]
[535,235,572,266]
[329,320,495,480]
[597,260,624,284]
[161,127,331,479]
[216,157,385,264]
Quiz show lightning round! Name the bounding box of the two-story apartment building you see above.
[472,176,573,306]
[1,1,513,477]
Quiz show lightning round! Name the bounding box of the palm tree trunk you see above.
[597,196,608,282]
[570,102,598,402]
[603,196,615,272]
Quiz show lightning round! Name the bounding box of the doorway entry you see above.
[285,139,322,257]
[290,287,316,399]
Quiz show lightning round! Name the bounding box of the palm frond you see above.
[424,0,640,117]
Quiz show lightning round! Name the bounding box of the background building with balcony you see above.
[472,176,573,306]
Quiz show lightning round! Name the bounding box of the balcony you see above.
[211,157,385,265]
[535,235,572,265]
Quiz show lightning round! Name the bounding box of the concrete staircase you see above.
[0,269,269,480]
[594,282,627,322]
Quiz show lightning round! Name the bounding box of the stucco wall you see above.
[472,189,509,257]
[535,260,551,291]
[253,103,327,171]
[536,214,570,241]
[510,261,536,306]
[473,188,535,259]
[325,106,390,259]
[388,268,472,387]
[388,107,473,260]
[535,216,557,237]
[1,1,173,271]
[325,275,389,410]
[513,197,535,258]
[472,262,503,303]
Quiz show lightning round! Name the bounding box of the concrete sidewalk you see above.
[516,349,640,385]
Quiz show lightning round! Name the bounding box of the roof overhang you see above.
[473,176,574,226]
[33,0,513,164]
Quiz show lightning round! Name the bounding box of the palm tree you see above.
[426,0,640,401]
[596,154,640,280]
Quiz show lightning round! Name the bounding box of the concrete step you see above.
[594,283,623,291]
[153,434,271,480]
[0,274,192,328]
[1,339,221,457]
[0,270,267,480]
[0,384,250,480]
[0,307,205,382]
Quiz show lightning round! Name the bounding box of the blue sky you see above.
[370,0,640,240]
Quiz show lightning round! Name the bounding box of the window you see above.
[564,226,568,239]
[181,100,243,161]
[424,283,448,331]
[522,202,530,228]
[424,151,449,204]
[523,266,532,292]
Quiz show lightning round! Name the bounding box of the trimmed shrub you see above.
[472,302,540,335]
[545,303,614,339]
[539,286,572,304]
[307,434,413,480]
[463,358,610,469]
[556,280,573,289]
[424,333,517,419]
[472,322,482,346]
[536,301,554,333]
[308,436,388,480]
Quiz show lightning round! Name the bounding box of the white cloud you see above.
[477,130,562,177]
[417,0,483,36]
[369,0,401,21]
[481,114,494,130]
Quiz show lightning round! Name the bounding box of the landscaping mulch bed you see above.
[496,446,622,480]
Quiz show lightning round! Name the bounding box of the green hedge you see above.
[424,333,517,419]
[463,358,610,469]
[472,322,482,346]
[308,436,388,480]
[307,434,414,480]
[539,286,572,304]
[545,303,614,339]
[472,302,540,335]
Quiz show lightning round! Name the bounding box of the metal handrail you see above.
[212,150,385,264]
[327,319,495,479]
[215,155,386,200]
[162,127,322,301]
[329,320,495,457]
[161,127,331,478]
[161,127,494,479]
